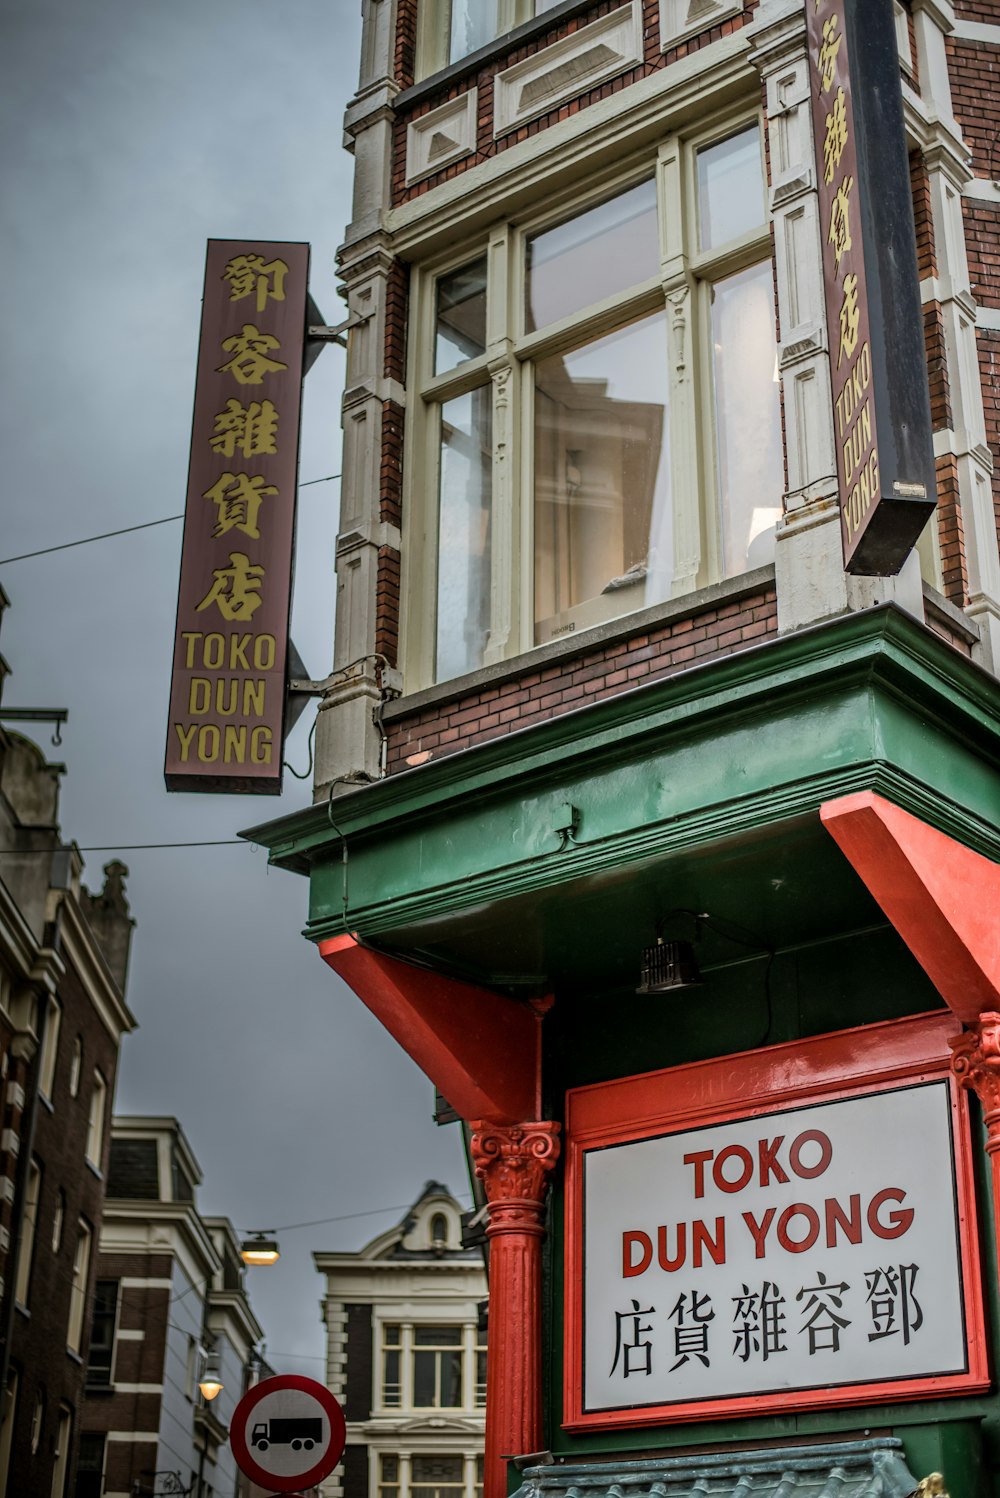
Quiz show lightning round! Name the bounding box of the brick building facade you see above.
[0,589,137,1498]
[79,1117,264,1498]
[251,5,1000,1498]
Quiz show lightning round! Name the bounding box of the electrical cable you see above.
[0,473,340,566]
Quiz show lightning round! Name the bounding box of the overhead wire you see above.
[0,472,341,566]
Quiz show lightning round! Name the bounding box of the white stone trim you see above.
[965,179,1000,204]
[660,0,741,53]
[384,29,751,256]
[952,20,1000,45]
[494,3,643,137]
[407,91,479,185]
[977,306,1000,332]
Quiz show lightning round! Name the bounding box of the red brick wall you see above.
[386,584,777,770]
[393,0,751,207]
[980,330,1000,543]
[949,38,1000,182]
[948,33,1000,556]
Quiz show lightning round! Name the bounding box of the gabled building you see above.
[315,1183,486,1498]
[80,1117,264,1498]
[0,587,138,1498]
[249,5,1000,1498]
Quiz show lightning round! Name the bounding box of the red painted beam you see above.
[319,933,543,1124]
[820,791,1000,1023]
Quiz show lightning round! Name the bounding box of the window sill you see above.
[39,1093,54,1114]
[394,0,607,112]
[66,1348,83,1365]
[84,1159,103,1181]
[13,1302,30,1321]
[387,566,776,723]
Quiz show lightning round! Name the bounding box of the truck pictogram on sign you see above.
[252,1416,322,1452]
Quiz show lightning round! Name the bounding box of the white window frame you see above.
[377,1319,483,1413]
[400,108,775,692]
[38,996,61,1102]
[67,1219,92,1355]
[376,1450,484,1498]
[14,1157,41,1307]
[416,0,564,81]
[85,1070,107,1169]
[50,1404,72,1498]
[68,1037,83,1098]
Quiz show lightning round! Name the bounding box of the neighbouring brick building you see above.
[79,1116,265,1498]
[250,5,1000,1498]
[0,587,138,1498]
[314,1183,487,1498]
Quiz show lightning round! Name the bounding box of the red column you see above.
[470,1121,560,1498]
[951,1015,1000,1287]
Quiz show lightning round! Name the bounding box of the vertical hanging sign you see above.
[807,0,935,574]
[165,241,309,793]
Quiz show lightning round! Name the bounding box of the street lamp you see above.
[198,1350,223,1402]
[240,1232,280,1266]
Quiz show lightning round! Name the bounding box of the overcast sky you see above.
[0,0,472,1375]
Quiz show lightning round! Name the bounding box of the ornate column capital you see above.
[470,1121,561,1236]
[950,1013,1000,1141]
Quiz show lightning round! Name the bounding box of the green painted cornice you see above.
[244,607,1000,942]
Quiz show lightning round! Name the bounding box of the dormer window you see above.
[430,1212,449,1248]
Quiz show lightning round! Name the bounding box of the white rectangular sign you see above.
[583,1081,967,1412]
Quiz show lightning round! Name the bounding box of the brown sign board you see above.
[165,240,309,793]
[807,0,936,574]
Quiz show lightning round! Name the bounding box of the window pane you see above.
[414,1326,462,1346]
[413,1457,463,1482]
[382,1348,401,1406]
[436,388,492,682]
[525,179,658,332]
[697,126,764,251]
[710,260,783,575]
[449,0,499,62]
[534,313,671,644]
[436,258,488,375]
[413,1348,437,1406]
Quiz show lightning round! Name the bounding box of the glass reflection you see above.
[534,313,670,644]
[697,127,764,251]
[435,257,488,375]
[710,260,783,575]
[449,0,500,62]
[525,179,659,333]
[436,387,492,681]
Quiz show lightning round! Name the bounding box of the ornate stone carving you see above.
[470,1122,561,1234]
[951,1014,1000,1136]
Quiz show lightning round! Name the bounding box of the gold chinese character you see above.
[217,324,288,385]
[195,551,265,621]
[203,472,277,540]
[828,174,854,272]
[210,398,279,459]
[224,253,289,313]
[823,88,848,185]
[838,272,860,367]
[817,14,842,92]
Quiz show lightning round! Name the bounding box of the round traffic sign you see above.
[230,1374,346,1493]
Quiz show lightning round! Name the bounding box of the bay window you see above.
[403,116,782,690]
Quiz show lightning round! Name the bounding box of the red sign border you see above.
[230,1374,346,1492]
[562,1010,988,1431]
